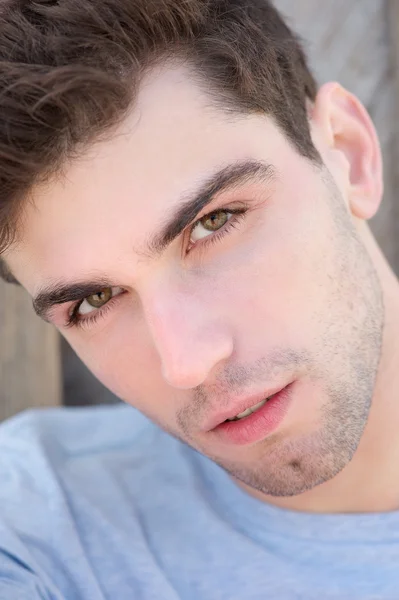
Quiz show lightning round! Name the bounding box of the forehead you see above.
[7,64,291,292]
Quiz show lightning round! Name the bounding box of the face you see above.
[6,66,384,496]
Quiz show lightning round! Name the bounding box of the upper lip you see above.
[203,382,290,431]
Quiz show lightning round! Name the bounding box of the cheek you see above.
[63,315,171,418]
[210,201,338,350]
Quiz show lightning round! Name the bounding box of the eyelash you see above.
[66,206,248,330]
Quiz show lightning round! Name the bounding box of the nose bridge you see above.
[141,277,233,389]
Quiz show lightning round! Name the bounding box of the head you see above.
[1,0,385,496]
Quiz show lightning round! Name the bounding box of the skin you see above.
[5,65,399,513]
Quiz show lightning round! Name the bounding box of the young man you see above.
[0,0,398,598]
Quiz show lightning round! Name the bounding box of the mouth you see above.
[205,382,294,446]
[205,383,290,431]
[223,394,276,422]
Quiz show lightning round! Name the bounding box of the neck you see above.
[239,226,399,514]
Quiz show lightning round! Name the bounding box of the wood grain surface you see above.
[0,279,62,421]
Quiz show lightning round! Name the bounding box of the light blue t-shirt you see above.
[0,404,398,600]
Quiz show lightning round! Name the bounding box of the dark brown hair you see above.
[0,0,318,281]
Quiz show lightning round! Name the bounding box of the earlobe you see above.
[311,82,383,221]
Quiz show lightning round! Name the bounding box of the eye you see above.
[188,208,247,252]
[79,287,122,315]
[67,286,124,328]
[189,210,230,243]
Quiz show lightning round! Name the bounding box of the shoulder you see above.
[0,402,152,457]
[0,402,197,513]
[0,403,176,528]
[0,404,184,597]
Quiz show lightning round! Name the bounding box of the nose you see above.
[142,285,234,390]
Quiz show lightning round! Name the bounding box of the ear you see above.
[309,82,383,220]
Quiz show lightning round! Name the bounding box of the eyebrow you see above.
[33,159,276,322]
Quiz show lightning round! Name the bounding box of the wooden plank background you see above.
[0,282,62,421]
[1,0,398,417]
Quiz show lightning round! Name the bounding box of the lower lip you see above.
[210,383,294,446]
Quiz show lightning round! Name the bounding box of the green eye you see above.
[201,211,229,231]
[76,286,123,317]
[66,286,125,329]
[190,210,231,243]
[84,288,113,310]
